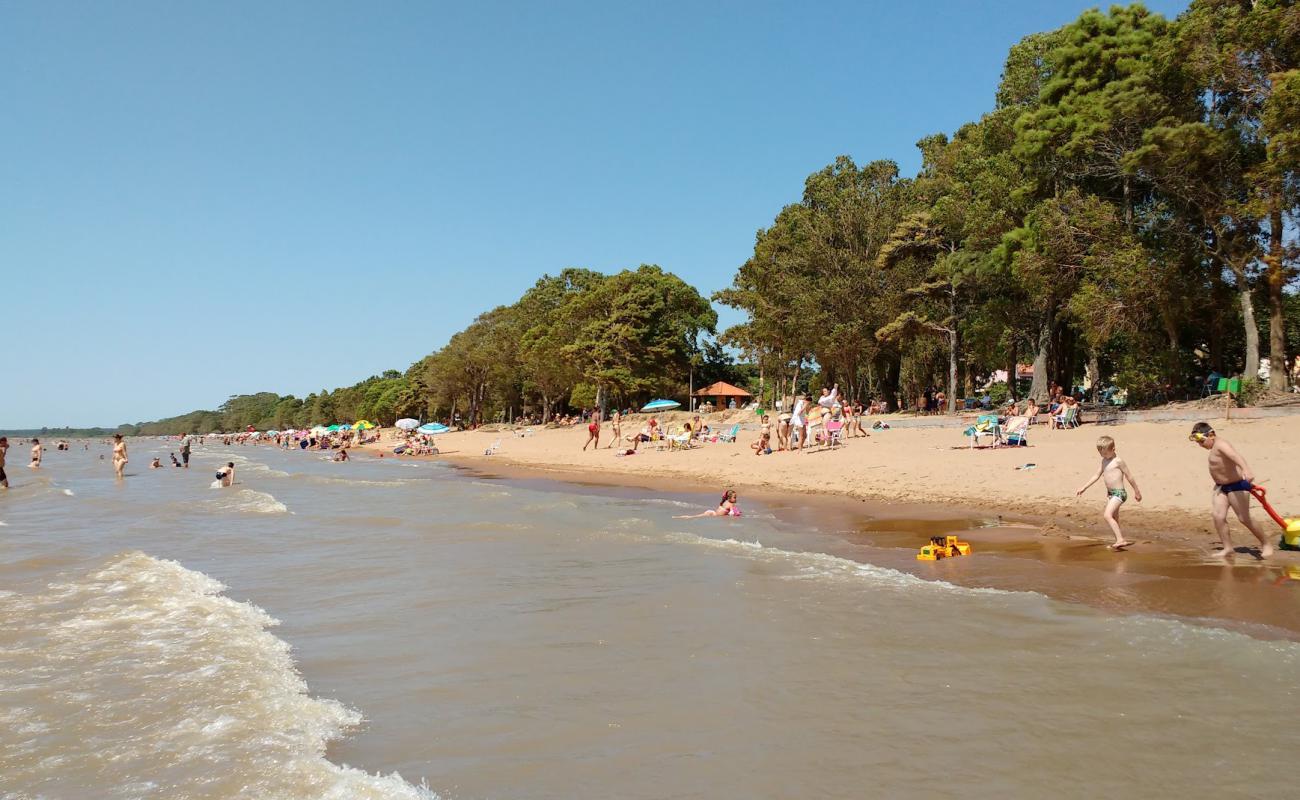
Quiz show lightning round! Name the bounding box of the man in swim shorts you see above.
[179,432,192,468]
[0,436,9,488]
[1189,422,1273,558]
[29,438,41,469]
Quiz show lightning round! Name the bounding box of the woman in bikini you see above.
[608,410,621,448]
[582,411,601,451]
[111,433,128,480]
[675,489,742,519]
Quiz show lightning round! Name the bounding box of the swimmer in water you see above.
[150,457,162,469]
[675,489,741,519]
[29,438,41,469]
[111,434,128,479]
[215,461,236,487]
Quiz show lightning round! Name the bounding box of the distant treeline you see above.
[112,264,750,435]
[0,427,121,439]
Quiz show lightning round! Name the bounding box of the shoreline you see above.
[354,416,1300,638]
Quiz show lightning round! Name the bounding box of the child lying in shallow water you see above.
[675,490,742,519]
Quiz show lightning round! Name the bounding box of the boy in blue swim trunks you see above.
[1076,435,1142,550]
[1189,422,1274,558]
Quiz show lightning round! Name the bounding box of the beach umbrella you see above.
[326,424,341,432]
[265,429,279,435]
[640,399,681,412]
[395,418,420,430]
[310,425,328,434]
[339,424,353,430]
[353,420,375,430]
[417,422,449,434]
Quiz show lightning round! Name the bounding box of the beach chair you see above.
[964,414,1002,449]
[824,419,844,449]
[718,424,740,443]
[1050,406,1079,430]
[667,425,694,451]
[1002,416,1029,447]
[484,439,501,455]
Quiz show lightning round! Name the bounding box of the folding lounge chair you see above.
[1050,407,1079,430]
[964,414,1002,449]
[1002,416,1029,447]
[718,424,740,443]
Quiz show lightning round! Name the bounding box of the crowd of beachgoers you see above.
[2,384,1293,561]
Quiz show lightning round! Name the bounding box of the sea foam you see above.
[0,551,438,799]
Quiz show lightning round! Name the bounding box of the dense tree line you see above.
[120,265,728,434]
[718,0,1298,411]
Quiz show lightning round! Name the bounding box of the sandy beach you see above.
[358,412,1300,636]
[368,412,1300,542]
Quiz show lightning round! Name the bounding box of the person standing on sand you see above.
[608,410,621,448]
[582,411,601,450]
[0,436,9,488]
[1075,435,1142,550]
[29,438,41,469]
[790,394,809,451]
[1189,422,1274,558]
[111,434,128,480]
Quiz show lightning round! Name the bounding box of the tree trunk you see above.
[882,356,901,411]
[1233,265,1260,380]
[1086,351,1101,402]
[946,330,958,414]
[1006,338,1018,403]
[1029,312,1053,403]
[1266,205,1288,390]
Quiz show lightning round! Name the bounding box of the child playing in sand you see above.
[675,489,741,518]
[1075,435,1143,550]
[1189,422,1274,558]
[751,430,771,455]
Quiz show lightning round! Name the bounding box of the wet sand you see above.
[354,418,1300,639]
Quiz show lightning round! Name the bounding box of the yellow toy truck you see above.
[916,535,972,561]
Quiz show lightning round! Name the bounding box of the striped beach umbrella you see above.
[640,399,681,412]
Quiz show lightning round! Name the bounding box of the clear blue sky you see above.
[2,0,1189,428]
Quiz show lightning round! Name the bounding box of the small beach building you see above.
[693,381,752,412]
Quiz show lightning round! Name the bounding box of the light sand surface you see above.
[370,414,1300,542]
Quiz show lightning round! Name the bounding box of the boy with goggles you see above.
[1189,422,1274,558]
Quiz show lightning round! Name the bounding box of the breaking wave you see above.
[0,552,437,799]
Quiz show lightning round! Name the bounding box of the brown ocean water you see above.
[0,440,1295,799]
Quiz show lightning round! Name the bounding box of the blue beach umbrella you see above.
[418,423,449,434]
[640,399,681,412]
